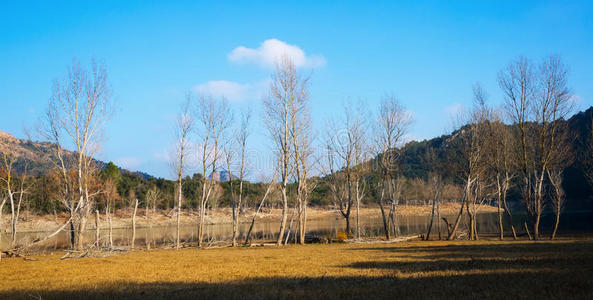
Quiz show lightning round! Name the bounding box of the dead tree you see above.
[173,96,193,249]
[130,190,138,249]
[245,171,278,245]
[374,95,412,240]
[263,57,310,246]
[425,173,442,240]
[486,110,517,240]
[145,186,160,249]
[103,178,118,249]
[223,132,238,247]
[0,191,6,261]
[447,84,490,240]
[548,169,564,240]
[326,100,369,237]
[234,108,252,246]
[43,58,114,250]
[195,94,230,248]
[499,55,573,240]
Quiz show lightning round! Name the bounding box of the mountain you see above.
[0,131,152,179]
[208,170,239,182]
[393,106,593,201]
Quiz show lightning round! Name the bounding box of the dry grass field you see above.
[2,238,593,299]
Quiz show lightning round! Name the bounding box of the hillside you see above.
[0,131,151,180]
[395,106,593,201]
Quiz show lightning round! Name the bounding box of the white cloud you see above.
[228,39,326,69]
[194,79,270,101]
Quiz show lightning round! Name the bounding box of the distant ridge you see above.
[0,131,154,179]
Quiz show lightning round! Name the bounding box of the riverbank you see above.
[1,238,592,299]
[1,203,499,234]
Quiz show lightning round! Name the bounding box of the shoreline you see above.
[1,203,499,234]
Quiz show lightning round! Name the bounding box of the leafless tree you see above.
[0,190,6,261]
[223,130,238,246]
[130,190,138,249]
[172,96,193,249]
[548,169,564,240]
[0,154,29,248]
[499,55,573,240]
[244,171,279,245]
[326,100,369,237]
[264,57,310,246]
[447,84,491,240]
[425,172,442,240]
[374,95,412,240]
[487,109,518,240]
[290,88,314,245]
[195,94,231,247]
[43,58,114,250]
[103,178,118,249]
[145,186,160,249]
[233,108,252,246]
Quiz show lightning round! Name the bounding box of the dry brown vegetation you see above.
[2,238,592,299]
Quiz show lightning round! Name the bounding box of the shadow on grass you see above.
[348,240,593,257]
[344,256,588,273]
[5,240,593,299]
[3,270,593,300]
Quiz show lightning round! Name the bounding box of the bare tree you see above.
[233,108,252,246]
[0,191,6,261]
[0,154,29,248]
[485,107,518,240]
[195,95,231,247]
[425,172,442,240]
[244,171,279,245]
[103,178,118,249]
[172,96,193,250]
[326,100,369,237]
[43,58,114,250]
[548,169,564,240]
[499,55,573,240]
[290,86,314,245]
[263,57,310,246]
[223,130,238,246]
[447,84,491,240]
[130,190,138,249]
[145,186,160,249]
[374,95,412,240]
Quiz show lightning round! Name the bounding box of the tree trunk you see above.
[95,209,100,247]
[356,182,361,240]
[107,206,113,249]
[436,197,442,240]
[131,198,138,249]
[533,212,541,241]
[276,185,288,246]
[551,208,560,240]
[229,179,237,247]
[524,221,533,240]
[448,198,465,240]
[245,175,275,246]
[502,192,517,240]
[176,180,182,249]
[379,180,390,241]
[497,176,504,240]
[426,194,437,240]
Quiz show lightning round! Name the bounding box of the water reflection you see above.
[2,210,591,250]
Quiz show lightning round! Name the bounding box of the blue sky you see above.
[1,0,592,179]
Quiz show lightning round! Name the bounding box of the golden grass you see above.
[2,238,593,299]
